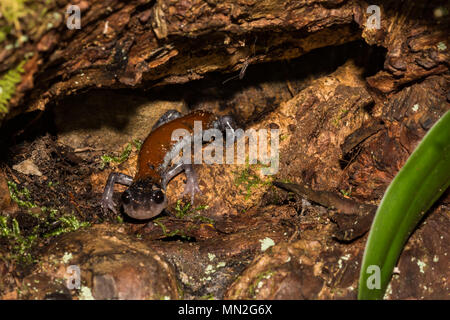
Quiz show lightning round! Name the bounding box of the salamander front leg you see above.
[100,172,133,214]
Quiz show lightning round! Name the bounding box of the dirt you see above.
[0,39,449,300]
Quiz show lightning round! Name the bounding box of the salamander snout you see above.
[121,179,167,220]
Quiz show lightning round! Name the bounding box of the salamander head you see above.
[121,178,167,219]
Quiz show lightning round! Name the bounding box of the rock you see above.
[12,159,43,177]
[54,91,188,153]
[15,224,179,300]
[224,235,367,300]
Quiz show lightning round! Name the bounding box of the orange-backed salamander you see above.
[100,109,236,220]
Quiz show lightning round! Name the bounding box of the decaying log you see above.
[0,0,448,122]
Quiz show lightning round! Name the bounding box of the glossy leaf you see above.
[358,110,450,300]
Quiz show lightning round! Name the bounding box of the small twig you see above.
[288,226,299,242]
[286,79,295,97]
[68,191,85,218]
[74,147,99,153]
[4,166,20,184]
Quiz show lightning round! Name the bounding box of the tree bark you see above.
[0,0,448,122]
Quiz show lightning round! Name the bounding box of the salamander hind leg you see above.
[181,164,202,204]
[162,163,202,204]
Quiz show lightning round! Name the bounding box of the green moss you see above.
[174,200,209,219]
[44,214,90,238]
[0,60,26,113]
[7,180,37,209]
[173,200,213,225]
[47,181,58,187]
[174,200,191,218]
[100,144,132,169]
[100,139,142,169]
[40,206,58,219]
[0,0,30,29]
[0,216,19,237]
[133,139,143,151]
[1,210,89,265]
[192,215,214,224]
[234,162,271,200]
[0,25,12,43]
[0,216,37,264]
[340,188,352,197]
[437,41,447,51]
[153,217,192,240]
[3,179,90,265]
[248,270,274,298]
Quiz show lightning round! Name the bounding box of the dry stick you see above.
[288,226,299,242]
[73,147,99,153]
[284,61,295,97]
[68,191,86,219]
[285,79,295,98]
[4,166,21,184]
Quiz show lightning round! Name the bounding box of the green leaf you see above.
[358,110,450,299]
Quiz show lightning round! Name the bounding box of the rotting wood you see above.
[0,0,448,122]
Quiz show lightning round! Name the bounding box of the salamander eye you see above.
[152,190,165,204]
[121,190,131,205]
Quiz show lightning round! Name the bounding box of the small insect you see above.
[222,37,257,85]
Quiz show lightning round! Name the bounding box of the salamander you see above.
[100,109,235,220]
